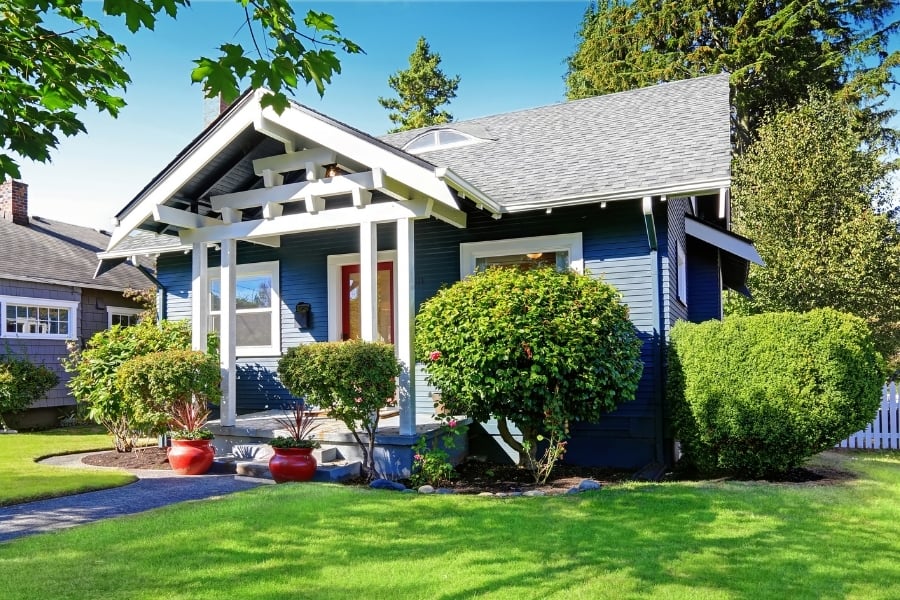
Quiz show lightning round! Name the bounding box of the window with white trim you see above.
[107,307,143,328]
[459,233,584,278]
[208,261,281,356]
[0,295,78,340]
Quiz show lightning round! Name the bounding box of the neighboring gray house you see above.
[0,179,151,428]
[100,74,762,470]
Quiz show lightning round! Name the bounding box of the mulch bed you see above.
[78,447,856,493]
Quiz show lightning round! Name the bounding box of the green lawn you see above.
[1,451,898,599]
[0,426,135,506]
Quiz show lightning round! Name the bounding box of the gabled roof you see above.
[0,217,151,292]
[380,74,732,210]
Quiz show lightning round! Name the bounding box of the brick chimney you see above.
[0,179,29,226]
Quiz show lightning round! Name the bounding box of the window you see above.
[402,129,483,154]
[459,233,584,278]
[208,261,280,356]
[107,307,143,328]
[0,295,78,340]
[677,241,688,304]
[327,251,397,343]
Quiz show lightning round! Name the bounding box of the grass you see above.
[1,451,899,599]
[0,425,135,506]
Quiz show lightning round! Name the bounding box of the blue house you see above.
[101,74,761,470]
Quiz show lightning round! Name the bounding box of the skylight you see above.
[402,129,482,154]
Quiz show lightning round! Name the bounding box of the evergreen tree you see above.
[565,0,900,149]
[731,94,900,366]
[378,37,461,132]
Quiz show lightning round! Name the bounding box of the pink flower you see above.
[448,419,458,428]
[429,350,442,361]
[354,398,362,404]
[414,454,423,461]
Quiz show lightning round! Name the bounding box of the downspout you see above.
[642,197,666,468]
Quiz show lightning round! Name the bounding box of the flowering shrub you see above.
[416,266,643,480]
[277,339,401,478]
[409,418,467,487]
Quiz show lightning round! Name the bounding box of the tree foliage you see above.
[0,351,58,430]
[0,0,362,180]
[378,36,460,132]
[731,93,900,366]
[415,267,643,470]
[669,309,884,477]
[565,0,900,147]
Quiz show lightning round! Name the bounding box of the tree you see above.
[731,93,900,366]
[415,267,643,478]
[0,0,362,180]
[565,0,900,148]
[378,36,460,132]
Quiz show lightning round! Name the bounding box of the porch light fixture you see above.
[600,202,607,209]
[526,252,543,260]
[295,302,312,329]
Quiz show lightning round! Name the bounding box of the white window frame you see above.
[208,260,281,357]
[107,306,143,328]
[459,233,584,278]
[0,295,78,340]
[402,129,483,154]
[677,241,688,304]
[326,250,397,343]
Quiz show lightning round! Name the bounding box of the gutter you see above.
[434,167,503,214]
[642,197,666,468]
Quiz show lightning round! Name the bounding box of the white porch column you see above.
[359,222,378,341]
[219,239,237,427]
[396,217,416,436]
[190,243,208,351]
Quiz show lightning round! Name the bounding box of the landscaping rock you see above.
[436,488,454,494]
[509,491,523,497]
[401,489,416,494]
[578,479,602,491]
[477,492,494,497]
[494,492,508,498]
[370,478,406,491]
[566,487,580,495]
[523,490,545,497]
[418,485,435,494]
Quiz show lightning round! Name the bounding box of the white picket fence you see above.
[837,382,900,450]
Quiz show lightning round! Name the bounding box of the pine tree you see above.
[565,0,900,149]
[378,37,461,132]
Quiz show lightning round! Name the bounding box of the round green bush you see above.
[669,308,885,477]
[415,266,643,452]
[0,354,58,429]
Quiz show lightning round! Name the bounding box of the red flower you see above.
[429,350,442,361]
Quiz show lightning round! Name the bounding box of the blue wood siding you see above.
[665,197,689,332]
[156,201,666,466]
[687,238,722,322]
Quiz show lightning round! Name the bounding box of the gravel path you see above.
[0,453,265,543]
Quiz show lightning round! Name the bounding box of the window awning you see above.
[685,216,763,297]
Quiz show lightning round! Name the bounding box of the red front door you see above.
[340,261,394,343]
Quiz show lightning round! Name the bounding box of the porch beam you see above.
[219,239,237,426]
[252,147,336,178]
[154,205,220,229]
[359,222,378,342]
[211,170,380,211]
[253,112,297,153]
[179,200,434,245]
[396,218,416,436]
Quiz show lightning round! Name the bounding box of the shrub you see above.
[415,266,643,478]
[669,308,885,477]
[0,352,59,430]
[64,319,196,451]
[278,340,401,478]
[117,349,221,439]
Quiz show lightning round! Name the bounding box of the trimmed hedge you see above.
[0,354,58,429]
[669,308,884,477]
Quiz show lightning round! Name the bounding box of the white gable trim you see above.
[685,217,764,265]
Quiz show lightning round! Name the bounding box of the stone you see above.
[566,487,581,495]
[578,479,602,491]
[494,492,508,498]
[401,488,416,494]
[523,490,546,497]
[370,478,406,491]
[509,492,523,497]
[417,485,435,494]
[477,492,494,497]
[436,488,454,494]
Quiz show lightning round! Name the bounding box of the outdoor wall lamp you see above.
[295,302,312,329]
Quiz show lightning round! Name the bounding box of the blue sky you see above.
[19,1,590,229]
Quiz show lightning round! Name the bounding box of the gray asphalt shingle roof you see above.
[380,74,732,208]
[0,217,151,291]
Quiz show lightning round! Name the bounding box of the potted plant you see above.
[117,348,221,475]
[268,402,321,483]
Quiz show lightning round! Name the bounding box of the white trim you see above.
[0,295,78,340]
[677,241,688,304]
[459,233,584,278]
[685,218,764,265]
[402,129,484,154]
[106,306,143,327]
[208,260,281,357]
[326,251,398,343]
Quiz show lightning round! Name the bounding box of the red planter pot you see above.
[167,439,215,475]
[269,447,318,483]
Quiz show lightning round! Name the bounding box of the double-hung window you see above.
[208,261,280,356]
[107,307,143,328]
[459,233,584,277]
[0,295,78,340]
